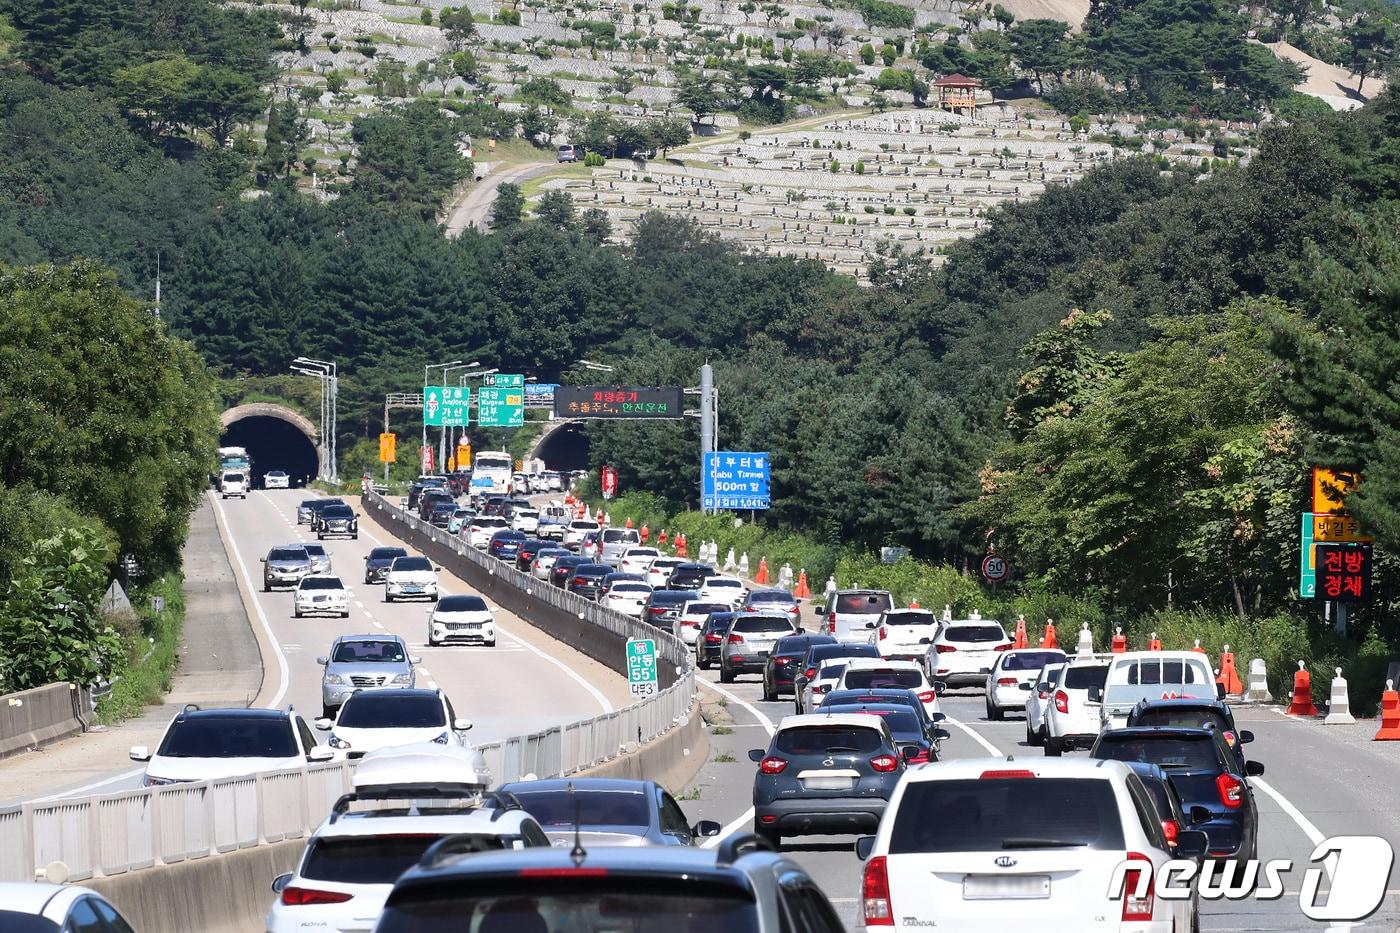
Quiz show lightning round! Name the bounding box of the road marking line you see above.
[210,491,290,709]
[1252,777,1325,845]
[428,680,438,689]
[29,768,146,803]
[698,678,775,848]
[942,715,1005,757]
[371,620,384,629]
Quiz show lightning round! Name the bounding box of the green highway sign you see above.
[1300,511,1316,598]
[477,384,524,427]
[484,373,525,389]
[423,385,471,426]
[626,638,658,698]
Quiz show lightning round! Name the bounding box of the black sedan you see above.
[642,589,693,631]
[363,546,408,584]
[822,701,946,764]
[550,555,588,588]
[666,563,715,590]
[762,633,835,701]
[514,538,549,572]
[567,562,612,599]
[696,611,741,670]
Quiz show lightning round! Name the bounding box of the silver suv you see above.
[317,634,419,719]
[261,544,312,591]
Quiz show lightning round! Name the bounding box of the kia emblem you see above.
[994,856,1017,868]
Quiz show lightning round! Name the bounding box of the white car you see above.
[870,607,938,661]
[265,747,548,933]
[318,688,471,760]
[511,508,540,534]
[646,556,685,588]
[856,757,1204,932]
[294,574,350,619]
[924,615,1012,687]
[1100,651,1218,730]
[798,659,851,714]
[429,593,496,646]
[219,469,249,498]
[1024,661,1066,747]
[303,542,332,575]
[384,555,438,602]
[1042,657,1111,755]
[618,546,661,576]
[834,658,942,719]
[984,648,1066,720]
[466,516,510,549]
[0,882,137,931]
[131,706,331,786]
[563,519,599,548]
[530,546,571,581]
[602,581,652,618]
[263,470,291,489]
[697,575,747,607]
[677,600,728,645]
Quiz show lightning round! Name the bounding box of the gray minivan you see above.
[598,527,641,567]
[819,588,894,644]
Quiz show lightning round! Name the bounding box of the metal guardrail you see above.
[0,493,696,883]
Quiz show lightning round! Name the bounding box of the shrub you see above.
[863,204,876,213]
[883,204,895,214]
[830,159,840,172]
[902,206,916,215]
[420,7,433,24]
[860,42,875,65]
[853,160,865,173]
[880,43,896,66]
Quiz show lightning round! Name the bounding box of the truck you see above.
[468,450,514,497]
[218,446,252,473]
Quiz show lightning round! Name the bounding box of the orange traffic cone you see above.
[755,557,770,585]
[625,516,633,528]
[794,570,810,598]
[1216,645,1244,697]
[1148,632,1162,651]
[1191,639,1207,654]
[1376,681,1400,741]
[1039,619,1058,650]
[676,533,688,558]
[640,524,649,543]
[1110,626,1127,653]
[909,597,921,609]
[659,529,668,547]
[1287,661,1319,717]
[1012,616,1028,649]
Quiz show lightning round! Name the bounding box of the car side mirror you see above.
[453,718,473,731]
[934,682,947,696]
[271,872,293,894]
[900,746,920,762]
[1245,760,1265,777]
[855,836,876,860]
[1018,682,1032,690]
[410,656,422,665]
[1175,829,1209,858]
[129,745,150,762]
[308,747,335,762]
[748,749,765,763]
[919,637,931,644]
[1188,805,1212,825]
[314,718,333,730]
[316,656,328,666]
[1216,682,1227,700]
[1239,730,1254,744]
[932,728,950,741]
[693,820,722,837]
[931,713,946,722]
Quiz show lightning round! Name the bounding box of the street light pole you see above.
[292,358,337,483]
[442,361,482,468]
[424,359,463,473]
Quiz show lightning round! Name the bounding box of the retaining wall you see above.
[0,683,89,760]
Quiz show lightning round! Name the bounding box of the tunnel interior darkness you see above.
[220,416,320,488]
[534,423,590,472]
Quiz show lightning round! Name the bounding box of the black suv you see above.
[762,633,834,701]
[749,713,907,848]
[696,610,740,670]
[666,562,716,590]
[316,503,359,540]
[419,490,455,522]
[1126,697,1254,771]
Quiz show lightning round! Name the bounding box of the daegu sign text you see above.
[702,452,771,511]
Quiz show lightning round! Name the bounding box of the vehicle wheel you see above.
[430,593,439,602]
[486,639,497,647]
[322,704,336,721]
[428,636,439,647]
[386,593,394,603]
[1026,723,1042,747]
[294,609,302,618]
[755,827,781,850]
[698,657,710,671]
[986,702,1003,722]
[720,666,734,684]
[352,533,358,540]
[1044,738,1063,757]
[341,611,350,619]
[263,582,271,593]
[762,680,776,702]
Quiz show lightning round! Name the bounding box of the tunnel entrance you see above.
[219,404,320,488]
[533,421,590,472]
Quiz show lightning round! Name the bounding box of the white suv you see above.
[219,470,248,498]
[317,688,472,761]
[1042,657,1111,756]
[856,757,1204,932]
[870,608,938,661]
[924,615,1012,687]
[833,659,942,718]
[131,706,331,785]
[1024,661,1066,747]
[563,518,599,548]
[984,648,1066,720]
[466,516,509,549]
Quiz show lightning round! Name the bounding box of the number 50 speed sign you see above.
[981,554,1010,583]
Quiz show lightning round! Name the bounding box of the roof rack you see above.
[328,786,518,823]
[181,703,201,713]
[715,832,776,866]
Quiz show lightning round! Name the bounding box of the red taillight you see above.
[993,643,1012,652]
[728,633,744,644]
[281,887,354,906]
[935,644,957,653]
[744,605,756,612]
[907,748,930,764]
[1121,852,1155,921]
[518,867,609,878]
[997,677,1017,686]
[813,685,829,695]
[803,667,817,680]
[1161,819,1180,846]
[869,754,898,773]
[705,634,722,644]
[980,769,1035,779]
[826,612,837,633]
[917,690,936,704]
[759,756,788,774]
[1054,690,1069,713]
[1216,773,1244,809]
[789,605,800,614]
[1037,689,1049,700]
[573,576,587,585]
[649,606,666,614]
[878,626,887,640]
[774,657,792,665]
[862,855,894,926]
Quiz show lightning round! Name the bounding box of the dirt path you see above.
[443,160,557,236]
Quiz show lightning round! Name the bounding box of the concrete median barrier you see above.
[0,683,89,760]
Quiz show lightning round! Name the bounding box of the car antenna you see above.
[568,781,587,867]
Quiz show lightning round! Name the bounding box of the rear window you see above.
[1002,651,1066,672]
[683,603,728,616]
[774,725,883,755]
[1095,736,1222,772]
[437,595,488,612]
[611,583,652,594]
[816,663,848,680]
[943,625,1006,642]
[836,707,921,733]
[301,834,470,884]
[512,789,649,827]
[889,778,1127,853]
[844,668,922,690]
[884,612,935,626]
[338,695,445,729]
[602,529,639,543]
[1123,660,1206,685]
[1132,708,1229,731]
[0,911,57,933]
[748,591,796,604]
[650,592,692,607]
[1064,665,1109,689]
[732,616,794,634]
[835,592,892,613]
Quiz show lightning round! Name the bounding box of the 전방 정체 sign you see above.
[702,452,771,511]
[1315,543,1371,602]
[626,638,658,698]
[554,386,684,419]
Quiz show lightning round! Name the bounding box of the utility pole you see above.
[699,363,717,514]
[385,392,425,485]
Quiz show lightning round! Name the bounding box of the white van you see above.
[220,471,248,499]
[1100,651,1218,729]
[598,527,641,567]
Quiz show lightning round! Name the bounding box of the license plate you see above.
[963,875,1050,900]
[403,586,422,593]
[800,775,854,791]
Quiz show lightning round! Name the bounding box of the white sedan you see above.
[294,575,349,618]
[985,648,1066,720]
[428,594,496,646]
[646,557,685,588]
[619,547,661,576]
[318,688,471,760]
[264,470,291,489]
[698,575,747,607]
[466,517,509,549]
[0,882,138,930]
[602,581,653,618]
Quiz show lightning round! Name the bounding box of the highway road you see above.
[678,616,1400,931]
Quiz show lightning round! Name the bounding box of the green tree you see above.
[491,182,526,228]
[607,67,637,99]
[113,55,198,135]
[519,104,558,145]
[676,75,721,122]
[1340,0,1398,95]
[260,100,308,179]
[580,207,613,244]
[536,190,577,230]
[520,76,571,113]
[880,42,896,66]
[646,116,691,156]
[860,42,876,65]
[441,6,478,50]
[1007,18,1072,94]
[185,66,267,145]
[452,50,481,84]
[350,98,471,218]
[792,51,835,87]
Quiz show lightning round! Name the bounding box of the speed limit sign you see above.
[981,554,1010,583]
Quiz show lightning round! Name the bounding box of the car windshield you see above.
[337,695,445,729]
[516,510,539,518]
[322,506,354,518]
[301,834,497,884]
[512,789,650,827]
[1095,736,1221,771]
[370,548,407,561]
[393,558,432,572]
[1132,708,1230,731]
[844,669,922,689]
[437,595,488,612]
[731,617,793,634]
[376,881,759,933]
[269,548,307,561]
[626,549,659,559]
[1121,660,1207,685]
[300,577,344,590]
[944,625,1006,642]
[1064,665,1110,689]
[572,521,599,530]
[835,592,892,613]
[332,641,407,663]
[889,778,1127,853]
[1002,651,1066,672]
[884,612,935,626]
[774,726,882,755]
[158,717,298,758]
[602,530,638,543]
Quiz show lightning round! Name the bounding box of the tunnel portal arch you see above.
[219,403,320,487]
